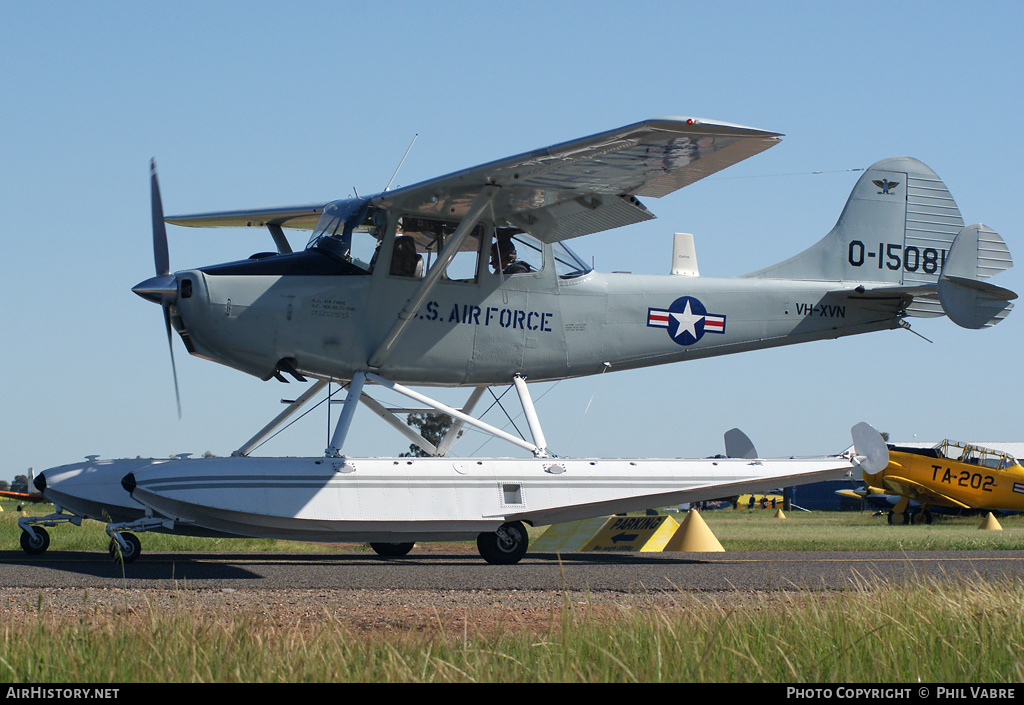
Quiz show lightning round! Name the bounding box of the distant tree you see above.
[11,475,29,494]
[400,413,460,457]
[0,480,9,492]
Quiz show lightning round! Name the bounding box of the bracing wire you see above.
[566,362,610,455]
[248,383,344,456]
[462,381,562,456]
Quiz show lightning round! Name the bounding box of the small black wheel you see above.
[477,521,529,565]
[369,542,415,557]
[109,532,142,564]
[20,527,50,555]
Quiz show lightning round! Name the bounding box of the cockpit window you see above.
[306,198,380,271]
[399,217,483,283]
[304,200,592,281]
[936,440,1019,469]
[552,240,592,279]
[490,231,542,276]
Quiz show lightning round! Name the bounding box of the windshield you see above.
[552,239,592,279]
[306,198,381,270]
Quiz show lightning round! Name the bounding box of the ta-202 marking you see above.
[931,465,995,493]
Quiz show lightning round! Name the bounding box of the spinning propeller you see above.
[132,160,182,418]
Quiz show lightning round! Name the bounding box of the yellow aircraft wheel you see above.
[911,510,933,525]
[887,511,908,526]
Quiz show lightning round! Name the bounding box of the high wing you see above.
[165,203,327,231]
[376,117,781,243]
[165,117,781,243]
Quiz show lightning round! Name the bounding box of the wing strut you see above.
[233,380,329,456]
[366,372,547,456]
[435,386,486,456]
[267,224,293,254]
[367,185,499,369]
[326,373,366,457]
[513,375,549,457]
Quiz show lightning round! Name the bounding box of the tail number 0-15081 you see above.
[848,240,946,274]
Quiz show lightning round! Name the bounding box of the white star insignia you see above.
[670,301,704,340]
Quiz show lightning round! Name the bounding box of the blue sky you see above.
[3,1,1022,480]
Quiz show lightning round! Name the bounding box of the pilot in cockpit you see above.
[490,238,532,276]
[390,235,423,278]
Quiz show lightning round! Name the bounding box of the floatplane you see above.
[20,118,1012,563]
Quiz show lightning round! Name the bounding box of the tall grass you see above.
[2,577,1023,682]
[5,498,1024,682]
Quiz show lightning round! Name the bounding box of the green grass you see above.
[5,498,1024,682]
[0,498,367,554]
[2,577,1024,682]
[695,507,1024,551]
[5,498,1024,554]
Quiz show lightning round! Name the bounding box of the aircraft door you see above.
[468,236,565,382]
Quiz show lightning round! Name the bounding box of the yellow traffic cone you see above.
[663,509,725,552]
[774,508,786,519]
[978,512,1003,531]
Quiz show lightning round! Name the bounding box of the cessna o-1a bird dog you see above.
[21,117,1014,563]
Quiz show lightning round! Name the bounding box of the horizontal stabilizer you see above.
[938,276,1016,329]
[941,224,1012,281]
[938,225,1016,329]
[835,488,867,500]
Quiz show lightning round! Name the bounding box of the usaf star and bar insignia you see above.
[647,296,726,346]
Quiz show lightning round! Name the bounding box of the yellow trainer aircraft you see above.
[858,441,1024,525]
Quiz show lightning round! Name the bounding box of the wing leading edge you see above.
[164,117,781,242]
[881,475,973,510]
[165,203,327,231]
[377,117,781,243]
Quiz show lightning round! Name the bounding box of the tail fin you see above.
[744,156,1014,326]
[746,157,974,284]
[724,428,757,459]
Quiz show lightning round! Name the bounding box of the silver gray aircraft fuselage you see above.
[153,153,1013,391]
[171,253,898,386]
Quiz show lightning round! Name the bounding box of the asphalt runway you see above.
[3,549,1023,592]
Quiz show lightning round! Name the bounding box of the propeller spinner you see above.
[132,159,182,418]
